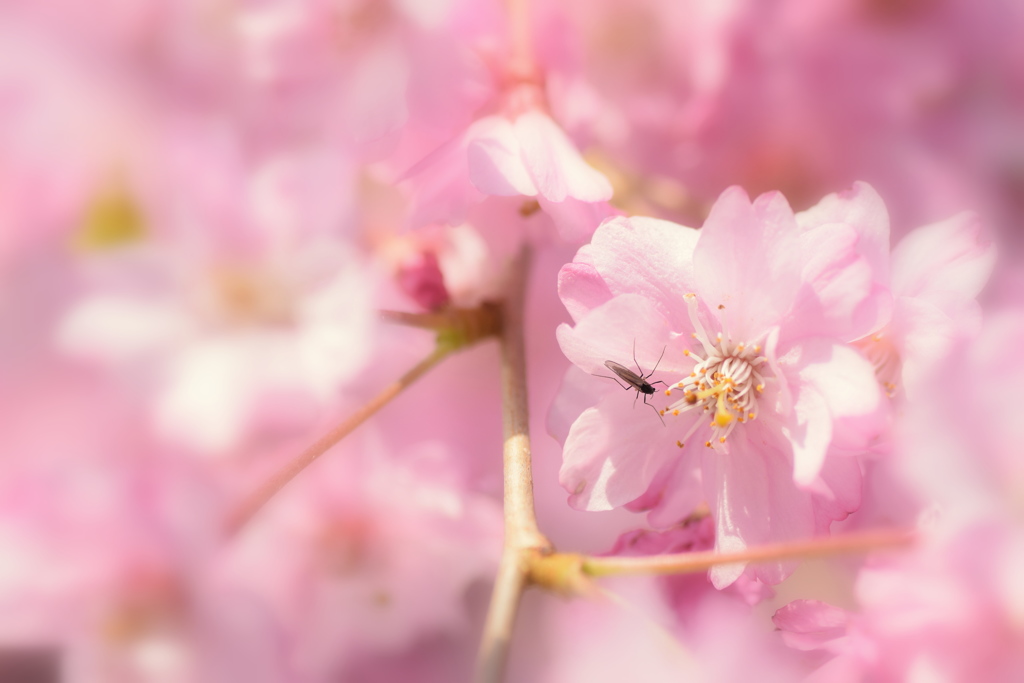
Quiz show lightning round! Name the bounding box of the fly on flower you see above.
[597,342,667,425]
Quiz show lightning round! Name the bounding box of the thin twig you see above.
[581,528,915,578]
[224,344,453,538]
[477,247,551,682]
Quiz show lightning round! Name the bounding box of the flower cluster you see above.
[0,0,1021,681]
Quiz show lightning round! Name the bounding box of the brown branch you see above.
[581,528,915,578]
[224,344,453,538]
[477,247,552,683]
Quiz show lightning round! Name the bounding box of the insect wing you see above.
[604,360,645,389]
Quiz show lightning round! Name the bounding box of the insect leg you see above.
[598,374,626,389]
[643,394,666,426]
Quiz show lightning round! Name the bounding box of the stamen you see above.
[684,293,716,356]
[666,293,775,452]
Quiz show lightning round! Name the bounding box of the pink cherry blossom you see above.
[866,210,994,400]
[529,578,799,683]
[401,57,615,242]
[775,311,1024,682]
[0,441,293,683]
[775,526,1024,683]
[57,225,377,454]
[800,183,995,402]
[220,436,502,680]
[554,185,886,586]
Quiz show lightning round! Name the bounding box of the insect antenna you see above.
[648,345,667,378]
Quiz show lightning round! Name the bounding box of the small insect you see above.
[597,341,668,425]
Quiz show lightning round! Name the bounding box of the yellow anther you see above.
[755,384,765,392]
[705,441,712,448]
[748,412,755,419]
[683,349,691,356]
[672,409,680,416]
[676,440,684,448]
[753,345,761,352]
[664,389,672,396]
[719,437,726,443]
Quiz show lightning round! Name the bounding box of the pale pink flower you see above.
[221,439,502,680]
[775,311,1024,682]
[898,311,1024,533]
[402,58,615,241]
[553,186,886,586]
[57,227,377,454]
[799,183,995,401]
[865,210,994,400]
[775,527,1024,683]
[377,207,524,311]
[529,578,799,683]
[0,444,292,683]
[405,110,614,240]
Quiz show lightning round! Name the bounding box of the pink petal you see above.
[547,365,610,445]
[792,222,892,342]
[587,215,701,331]
[555,293,688,377]
[782,380,833,487]
[57,295,191,361]
[466,116,539,197]
[403,135,484,227]
[557,259,614,324]
[704,425,816,587]
[514,110,613,203]
[644,458,706,529]
[157,339,255,453]
[561,398,690,511]
[536,195,615,243]
[772,600,851,651]
[810,454,864,531]
[888,296,960,400]
[797,181,891,289]
[891,211,995,305]
[694,188,802,342]
[783,338,884,483]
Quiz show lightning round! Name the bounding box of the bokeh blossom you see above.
[2,1,1024,681]
[773,311,1024,681]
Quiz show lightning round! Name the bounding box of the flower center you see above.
[855,333,901,398]
[199,264,296,329]
[662,293,769,448]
